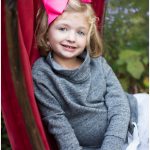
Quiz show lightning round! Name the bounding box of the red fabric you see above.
[2,0,50,149]
[1,0,33,149]
[93,0,106,28]
[2,0,106,149]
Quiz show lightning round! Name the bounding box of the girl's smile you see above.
[61,43,77,52]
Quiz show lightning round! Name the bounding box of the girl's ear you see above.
[47,41,50,45]
[47,41,52,50]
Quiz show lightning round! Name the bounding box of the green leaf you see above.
[127,59,144,79]
[143,77,149,88]
[143,56,149,65]
[116,59,125,65]
[118,50,141,63]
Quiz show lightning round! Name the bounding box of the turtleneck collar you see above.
[46,50,91,83]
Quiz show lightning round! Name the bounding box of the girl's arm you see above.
[100,58,130,150]
[33,78,82,150]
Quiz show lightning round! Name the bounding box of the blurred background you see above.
[103,0,149,93]
[2,0,149,149]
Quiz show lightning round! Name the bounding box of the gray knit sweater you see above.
[32,51,130,150]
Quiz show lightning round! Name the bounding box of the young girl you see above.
[32,0,148,149]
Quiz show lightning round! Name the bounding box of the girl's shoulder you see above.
[32,56,52,78]
[91,55,112,75]
[92,55,110,68]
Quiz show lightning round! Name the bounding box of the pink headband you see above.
[42,0,92,25]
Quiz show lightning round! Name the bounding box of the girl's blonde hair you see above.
[35,0,103,57]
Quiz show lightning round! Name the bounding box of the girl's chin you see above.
[58,50,79,57]
[59,54,77,59]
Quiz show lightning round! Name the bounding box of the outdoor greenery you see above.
[103,0,149,93]
[2,0,149,149]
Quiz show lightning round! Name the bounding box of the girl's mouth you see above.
[61,44,76,51]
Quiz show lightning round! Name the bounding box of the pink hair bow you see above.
[43,0,68,25]
[81,0,92,3]
[42,0,92,25]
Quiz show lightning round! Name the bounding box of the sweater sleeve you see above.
[100,57,130,150]
[33,75,82,150]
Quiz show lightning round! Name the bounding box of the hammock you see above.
[2,0,106,149]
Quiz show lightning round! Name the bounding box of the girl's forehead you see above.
[60,11,86,18]
[53,11,89,28]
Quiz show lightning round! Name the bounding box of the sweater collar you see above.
[46,50,91,83]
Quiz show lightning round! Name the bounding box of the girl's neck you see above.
[53,55,83,70]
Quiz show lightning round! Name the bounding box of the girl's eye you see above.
[58,27,67,31]
[77,31,85,36]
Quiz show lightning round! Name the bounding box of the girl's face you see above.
[47,11,89,64]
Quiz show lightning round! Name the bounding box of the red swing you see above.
[2,0,106,149]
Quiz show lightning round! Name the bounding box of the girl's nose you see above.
[66,31,76,43]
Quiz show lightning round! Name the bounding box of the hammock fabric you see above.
[2,0,106,149]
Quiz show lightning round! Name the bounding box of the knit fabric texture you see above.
[32,51,130,150]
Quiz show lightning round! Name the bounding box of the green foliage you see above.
[103,0,149,93]
[117,50,145,79]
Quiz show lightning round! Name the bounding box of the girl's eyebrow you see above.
[78,27,89,30]
[56,23,68,27]
[56,23,89,31]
